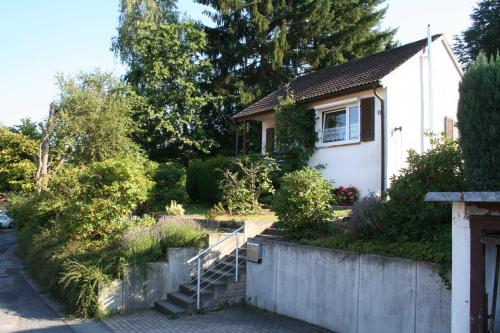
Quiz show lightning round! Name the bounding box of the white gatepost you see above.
[425,192,500,333]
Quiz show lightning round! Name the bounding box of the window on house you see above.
[322,105,360,143]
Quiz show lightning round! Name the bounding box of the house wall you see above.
[256,37,461,196]
[307,90,384,196]
[246,238,451,333]
[383,36,462,182]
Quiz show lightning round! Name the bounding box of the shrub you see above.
[122,227,163,264]
[457,53,500,190]
[55,158,154,241]
[272,167,334,239]
[149,162,188,210]
[274,95,317,173]
[0,127,37,192]
[385,135,464,239]
[350,193,386,238]
[219,156,278,214]
[186,155,232,204]
[151,218,207,252]
[165,200,185,216]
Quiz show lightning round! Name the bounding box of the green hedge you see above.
[457,54,500,190]
[186,155,232,204]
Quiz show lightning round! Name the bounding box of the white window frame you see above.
[318,102,360,147]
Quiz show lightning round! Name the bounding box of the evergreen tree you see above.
[197,0,395,152]
[113,0,216,161]
[454,0,500,66]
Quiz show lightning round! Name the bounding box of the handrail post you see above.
[197,256,201,310]
[235,235,239,282]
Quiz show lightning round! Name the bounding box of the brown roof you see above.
[233,35,442,121]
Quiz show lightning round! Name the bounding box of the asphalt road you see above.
[0,229,110,333]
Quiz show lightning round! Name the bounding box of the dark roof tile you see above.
[233,35,441,120]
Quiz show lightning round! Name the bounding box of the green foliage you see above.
[151,218,207,252]
[55,71,142,165]
[9,117,41,140]
[457,54,500,190]
[454,0,500,66]
[272,167,334,239]
[186,155,232,204]
[60,260,110,318]
[165,200,185,216]
[299,225,452,287]
[274,96,317,173]
[149,162,188,210]
[219,156,278,214]
[0,127,37,192]
[114,0,215,161]
[384,136,464,239]
[56,158,154,240]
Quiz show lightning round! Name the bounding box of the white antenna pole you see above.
[427,25,433,134]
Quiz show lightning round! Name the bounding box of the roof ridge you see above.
[289,34,443,85]
[233,34,444,120]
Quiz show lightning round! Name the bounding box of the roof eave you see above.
[232,81,382,122]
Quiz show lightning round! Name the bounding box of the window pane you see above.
[323,110,346,142]
[349,106,359,140]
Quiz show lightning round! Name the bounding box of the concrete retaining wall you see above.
[246,239,451,333]
[98,247,197,314]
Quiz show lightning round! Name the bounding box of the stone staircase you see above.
[254,223,285,241]
[154,247,247,316]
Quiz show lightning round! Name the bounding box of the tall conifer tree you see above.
[197,0,395,153]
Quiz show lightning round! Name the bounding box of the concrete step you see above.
[262,227,284,236]
[255,234,284,241]
[168,291,197,310]
[154,300,186,316]
[179,283,215,298]
[190,275,227,288]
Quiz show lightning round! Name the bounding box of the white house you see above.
[232,34,463,196]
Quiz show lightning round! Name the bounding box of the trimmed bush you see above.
[186,155,232,204]
[272,167,334,239]
[457,54,500,190]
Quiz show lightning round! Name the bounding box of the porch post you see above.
[235,122,239,156]
[242,121,248,155]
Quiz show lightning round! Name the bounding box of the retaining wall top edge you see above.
[248,237,441,267]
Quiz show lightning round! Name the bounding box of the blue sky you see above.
[0,0,477,127]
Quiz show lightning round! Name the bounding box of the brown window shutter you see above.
[444,116,454,138]
[265,127,275,154]
[360,97,375,142]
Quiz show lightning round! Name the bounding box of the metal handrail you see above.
[186,225,244,310]
[187,225,244,264]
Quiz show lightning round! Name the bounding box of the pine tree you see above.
[454,0,500,66]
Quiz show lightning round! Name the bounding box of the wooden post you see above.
[235,123,239,156]
[242,121,248,155]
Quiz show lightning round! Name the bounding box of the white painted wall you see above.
[382,36,462,183]
[255,36,461,196]
[307,90,384,197]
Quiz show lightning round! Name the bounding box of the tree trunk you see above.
[35,103,56,193]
